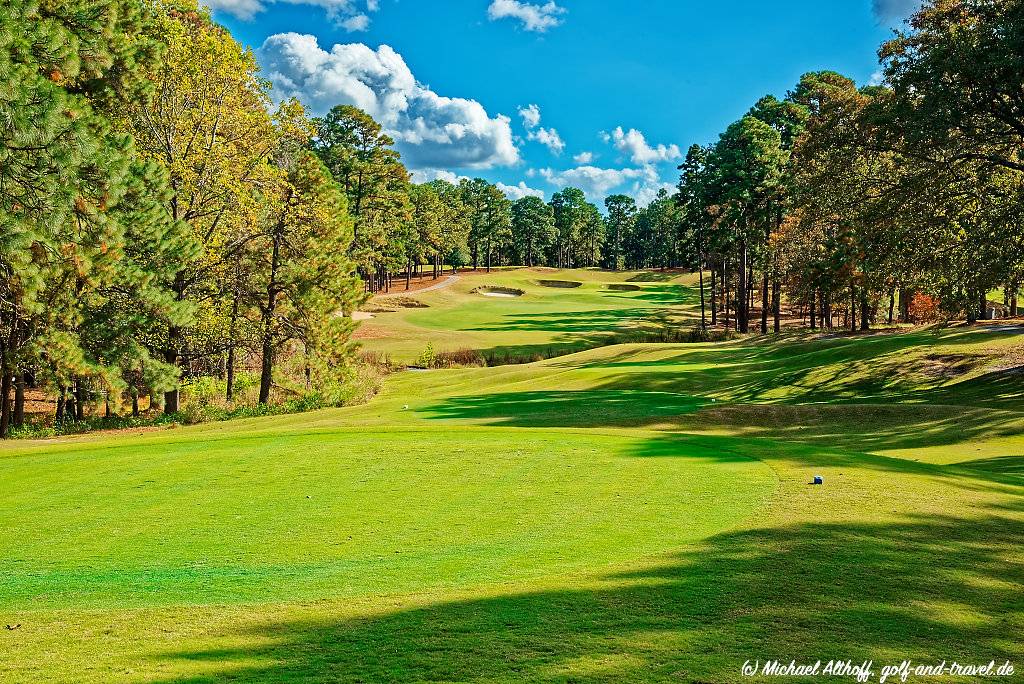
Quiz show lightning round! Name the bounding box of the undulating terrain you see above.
[2,272,1023,682]
[353,267,697,363]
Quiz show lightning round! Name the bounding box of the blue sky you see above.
[210,0,917,204]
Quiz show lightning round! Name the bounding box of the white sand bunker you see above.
[473,286,525,298]
[351,311,375,321]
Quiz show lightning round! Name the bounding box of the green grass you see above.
[356,267,698,363]
[2,282,1023,682]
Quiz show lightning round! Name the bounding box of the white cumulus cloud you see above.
[257,34,520,170]
[204,0,375,29]
[573,151,593,164]
[516,103,563,154]
[605,126,681,165]
[497,181,545,200]
[410,168,469,184]
[487,0,566,32]
[541,163,672,206]
[540,165,645,200]
[518,104,542,129]
[530,127,565,155]
[341,13,370,31]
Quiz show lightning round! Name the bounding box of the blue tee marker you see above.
[812,475,824,485]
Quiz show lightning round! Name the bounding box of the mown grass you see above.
[1,292,1023,682]
[354,267,698,363]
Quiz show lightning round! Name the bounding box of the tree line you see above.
[674,0,1024,334]
[3,0,1022,436]
[0,0,677,436]
[1,0,366,437]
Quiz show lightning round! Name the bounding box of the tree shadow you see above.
[419,384,1024,468]
[467,308,678,333]
[419,390,708,428]
[153,512,1024,682]
[572,327,1024,408]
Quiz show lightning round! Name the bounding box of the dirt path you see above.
[409,274,460,294]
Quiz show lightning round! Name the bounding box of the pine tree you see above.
[0,0,188,436]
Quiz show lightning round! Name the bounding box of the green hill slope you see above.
[2,325,1022,682]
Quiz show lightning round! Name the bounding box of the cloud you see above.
[410,168,469,184]
[515,103,563,154]
[541,163,672,206]
[871,0,918,22]
[633,180,675,207]
[572,151,593,164]
[497,181,545,200]
[869,69,885,86]
[258,34,520,170]
[529,127,565,154]
[605,126,681,165]
[487,0,566,32]
[341,13,370,31]
[204,0,376,29]
[540,165,646,200]
[518,104,541,129]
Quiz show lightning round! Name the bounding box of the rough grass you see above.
[2,287,1023,682]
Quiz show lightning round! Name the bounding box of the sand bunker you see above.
[607,283,642,292]
[473,286,525,298]
[537,280,583,288]
[351,311,375,321]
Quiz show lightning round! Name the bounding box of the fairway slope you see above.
[2,326,1023,682]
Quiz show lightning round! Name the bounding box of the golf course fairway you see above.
[2,323,1023,682]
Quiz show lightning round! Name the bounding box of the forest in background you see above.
[2,0,1022,437]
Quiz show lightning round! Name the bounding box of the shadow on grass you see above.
[419,390,708,428]
[564,327,1024,408]
[467,307,677,333]
[158,513,1024,683]
[625,270,681,282]
[418,378,1024,474]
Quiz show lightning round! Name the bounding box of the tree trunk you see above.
[979,289,988,321]
[772,280,781,333]
[163,340,180,414]
[406,259,412,290]
[698,258,706,329]
[55,386,66,421]
[0,367,11,438]
[849,284,857,332]
[738,239,748,333]
[259,325,274,405]
[809,289,817,331]
[860,286,870,331]
[724,258,731,329]
[1012,282,1019,317]
[132,391,139,418]
[710,266,717,326]
[259,227,283,406]
[75,378,85,421]
[760,270,769,334]
[888,288,896,325]
[13,372,25,428]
